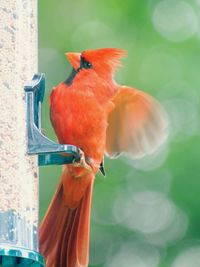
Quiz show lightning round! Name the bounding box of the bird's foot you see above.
[73,149,93,173]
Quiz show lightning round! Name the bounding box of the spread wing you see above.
[105,86,169,159]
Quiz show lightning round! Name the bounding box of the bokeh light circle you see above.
[145,207,188,246]
[125,143,169,171]
[71,21,118,49]
[163,99,199,141]
[172,246,200,267]
[115,191,175,234]
[104,241,160,267]
[113,190,188,245]
[152,0,198,42]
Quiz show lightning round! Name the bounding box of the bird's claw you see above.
[73,149,93,172]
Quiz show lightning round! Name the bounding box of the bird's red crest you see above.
[82,48,127,71]
[65,48,127,79]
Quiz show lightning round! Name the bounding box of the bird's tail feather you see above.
[39,172,94,267]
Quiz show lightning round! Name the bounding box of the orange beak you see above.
[65,52,81,70]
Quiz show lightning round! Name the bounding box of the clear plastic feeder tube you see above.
[0,0,38,253]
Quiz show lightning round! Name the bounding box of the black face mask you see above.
[64,57,93,86]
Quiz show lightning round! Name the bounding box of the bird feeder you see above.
[0,0,44,265]
[0,74,80,267]
[0,1,80,266]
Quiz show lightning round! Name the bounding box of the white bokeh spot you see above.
[113,190,188,245]
[152,0,198,42]
[104,241,160,267]
[172,246,200,267]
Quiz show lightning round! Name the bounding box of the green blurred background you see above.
[38,0,200,266]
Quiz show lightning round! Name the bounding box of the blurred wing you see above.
[105,86,168,159]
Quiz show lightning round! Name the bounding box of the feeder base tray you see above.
[0,246,45,267]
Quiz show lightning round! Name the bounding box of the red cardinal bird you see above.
[39,48,168,267]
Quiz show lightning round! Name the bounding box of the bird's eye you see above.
[84,61,92,68]
[80,57,93,69]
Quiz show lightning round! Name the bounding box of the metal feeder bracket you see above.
[24,73,80,166]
